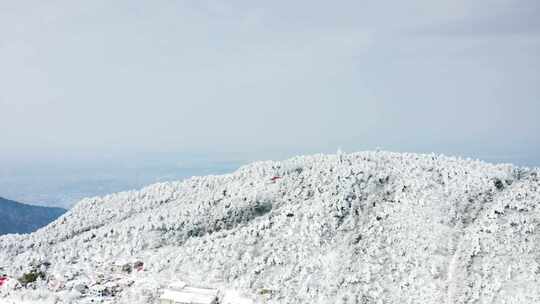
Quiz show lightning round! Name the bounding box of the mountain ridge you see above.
[0,197,66,236]
[0,151,539,303]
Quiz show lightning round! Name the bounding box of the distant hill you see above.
[0,197,66,235]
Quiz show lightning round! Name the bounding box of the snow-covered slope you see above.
[0,151,539,304]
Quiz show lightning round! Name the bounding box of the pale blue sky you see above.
[1,0,539,167]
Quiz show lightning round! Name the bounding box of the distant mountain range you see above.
[0,197,66,235]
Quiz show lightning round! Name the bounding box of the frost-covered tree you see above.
[0,151,538,303]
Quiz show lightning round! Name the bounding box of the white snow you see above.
[0,151,539,303]
[159,289,216,304]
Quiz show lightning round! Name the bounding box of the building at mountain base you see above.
[159,282,218,304]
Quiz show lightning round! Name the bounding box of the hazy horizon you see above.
[1,1,539,207]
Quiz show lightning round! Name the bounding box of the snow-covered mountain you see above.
[0,197,66,235]
[0,151,539,303]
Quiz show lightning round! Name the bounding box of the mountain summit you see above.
[0,152,539,303]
